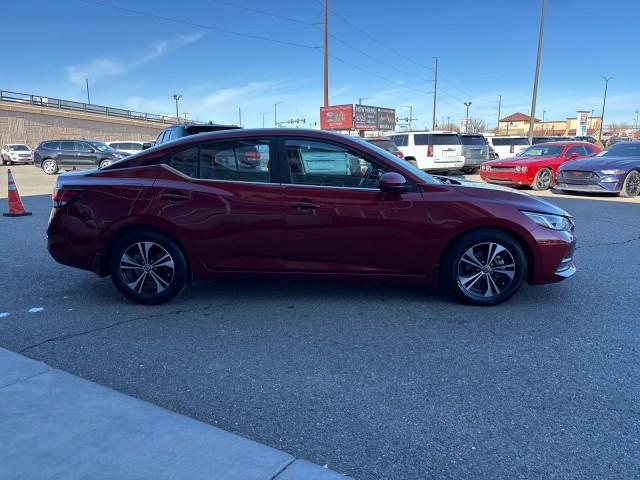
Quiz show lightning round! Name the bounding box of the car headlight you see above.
[600,169,625,175]
[521,211,573,231]
[514,165,528,173]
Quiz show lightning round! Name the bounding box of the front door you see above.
[150,137,287,272]
[281,138,427,275]
[75,142,99,168]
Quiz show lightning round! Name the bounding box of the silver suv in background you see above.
[106,141,155,156]
[459,134,490,173]
[385,131,465,172]
[1,144,33,165]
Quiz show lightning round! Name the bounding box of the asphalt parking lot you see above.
[1,165,639,479]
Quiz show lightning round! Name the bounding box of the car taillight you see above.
[395,151,404,158]
[52,188,83,208]
[427,145,433,157]
[510,144,515,153]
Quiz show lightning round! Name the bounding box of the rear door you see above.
[280,137,427,275]
[431,133,461,161]
[150,137,287,272]
[57,141,77,166]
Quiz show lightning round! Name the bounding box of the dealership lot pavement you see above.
[1,175,639,479]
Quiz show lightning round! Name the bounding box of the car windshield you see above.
[518,145,563,157]
[89,141,113,152]
[597,143,640,157]
[9,145,29,151]
[350,137,438,184]
[460,136,485,146]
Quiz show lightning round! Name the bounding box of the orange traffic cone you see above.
[3,169,32,217]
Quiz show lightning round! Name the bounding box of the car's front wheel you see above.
[620,170,640,198]
[99,159,113,169]
[441,229,528,306]
[109,230,188,305]
[532,168,553,190]
[42,159,58,175]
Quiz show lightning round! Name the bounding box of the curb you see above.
[0,347,350,479]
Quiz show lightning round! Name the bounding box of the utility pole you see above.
[172,93,182,120]
[497,94,502,132]
[635,110,639,129]
[528,0,547,144]
[274,101,283,127]
[447,116,450,128]
[85,78,91,104]
[323,0,329,107]
[464,102,472,133]
[358,96,374,105]
[259,112,267,128]
[238,107,242,127]
[432,56,438,130]
[599,76,612,140]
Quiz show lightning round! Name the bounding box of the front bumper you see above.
[529,227,577,285]
[555,180,622,193]
[479,170,532,186]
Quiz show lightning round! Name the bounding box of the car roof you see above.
[533,141,592,146]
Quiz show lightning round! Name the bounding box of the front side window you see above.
[564,146,587,157]
[519,145,564,157]
[76,142,94,152]
[89,141,111,152]
[286,139,389,189]
[170,147,198,177]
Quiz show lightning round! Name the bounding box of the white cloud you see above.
[65,32,204,87]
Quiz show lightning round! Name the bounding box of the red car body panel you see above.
[479,141,601,187]
[47,129,576,291]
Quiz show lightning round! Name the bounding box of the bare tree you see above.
[440,122,460,132]
[467,118,487,133]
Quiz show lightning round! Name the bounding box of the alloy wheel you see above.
[42,160,57,174]
[100,159,113,168]
[457,242,516,298]
[119,241,175,296]
[627,172,640,197]
[535,169,552,189]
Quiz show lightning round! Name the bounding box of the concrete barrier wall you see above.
[0,102,166,148]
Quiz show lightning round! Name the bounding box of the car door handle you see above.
[159,192,190,202]
[288,200,320,210]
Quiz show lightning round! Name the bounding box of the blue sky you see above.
[4,0,640,128]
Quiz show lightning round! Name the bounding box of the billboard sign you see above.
[576,111,589,136]
[376,107,396,130]
[320,104,353,130]
[353,104,378,129]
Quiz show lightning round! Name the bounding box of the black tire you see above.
[41,158,59,175]
[462,167,477,175]
[99,158,113,169]
[109,230,188,305]
[440,229,528,306]
[620,170,640,198]
[532,168,553,190]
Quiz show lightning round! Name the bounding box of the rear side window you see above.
[388,135,408,147]
[168,139,271,183]
[60,141,75,151]
[109,143,123,150]
[431,134,460,145]
[414,134,430,146]
[460,135,485,146]
[42,141,60,150]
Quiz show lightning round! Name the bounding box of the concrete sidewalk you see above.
[0,347,349,480]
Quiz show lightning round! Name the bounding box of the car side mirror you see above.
[379,172,408,192]
[142,143,152,150]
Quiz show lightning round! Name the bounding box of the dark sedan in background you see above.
[556,141,640,197]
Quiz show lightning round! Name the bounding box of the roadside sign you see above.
[320,105,353,130]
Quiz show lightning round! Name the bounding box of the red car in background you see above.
[479,141,601,190]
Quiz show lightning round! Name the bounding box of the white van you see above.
[485,136,530,159]
[385,131,465,171]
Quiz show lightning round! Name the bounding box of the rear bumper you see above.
[418,157,465,171]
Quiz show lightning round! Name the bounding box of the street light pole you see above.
[85,78,91,104]
[464,101,472,133]
[635,110,639,129]
[274,101,283,127]
[172,93,182,120]
[599,76,612,140]
[358,96,374,105]
[323,0,329,107]
[527,0,547,144]
[497,94,501,133]
[259,113,267,128]
[432,56,438,130]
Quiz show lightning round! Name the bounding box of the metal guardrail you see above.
[0,90,175,124]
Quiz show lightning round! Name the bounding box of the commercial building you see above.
[497,112,602,136]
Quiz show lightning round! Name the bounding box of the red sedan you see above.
[479,141,601,190]
[47,129,576,306]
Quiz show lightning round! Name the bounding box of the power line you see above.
[75,0,317,50]
[208,0,314,26]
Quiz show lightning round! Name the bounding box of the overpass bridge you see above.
[0,90,178,148]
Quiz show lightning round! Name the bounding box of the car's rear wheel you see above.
[620,170,640,198]
[532,168,553,190]
[42,159,58,175]
[441,229,527,306]
[109,230,188,305]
